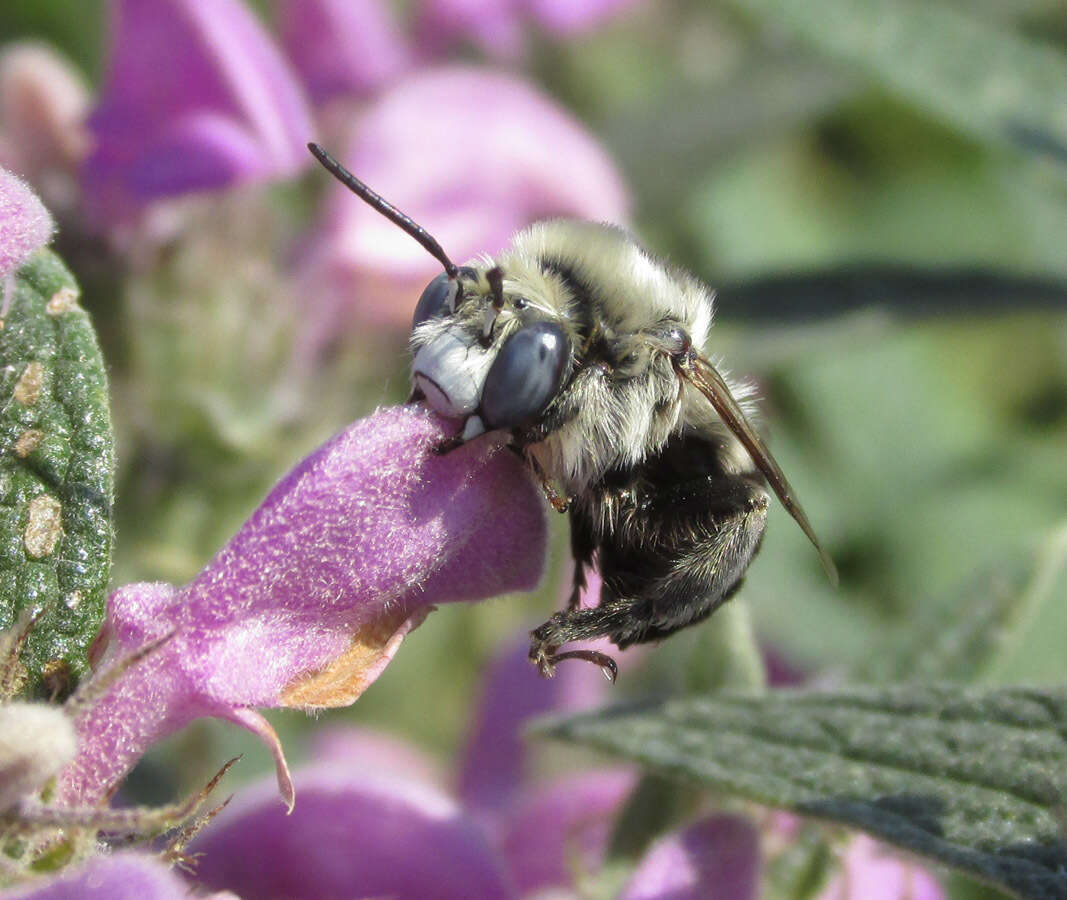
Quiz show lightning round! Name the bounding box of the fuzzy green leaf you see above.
[0,249,113,697]
[538,685,1067,898]
[726,0,1067,172]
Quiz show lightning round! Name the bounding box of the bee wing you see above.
[678,353,839,586]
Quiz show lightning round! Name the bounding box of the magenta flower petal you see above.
[0,852,234,900]
[276,0,410,103]
[309,725,445,786]
[457,590,617,816]
[0,166,53,279]
[83,0,313,225]
[57,405,546,807]
[817,835,945,900]
[190,763,515,900]
[619,815,761,900]
[498,769,634,894]
[298,65,629,336]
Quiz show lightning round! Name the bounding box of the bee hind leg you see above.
[530,462,770,681]
[528,605,639,681]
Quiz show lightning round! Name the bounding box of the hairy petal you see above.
[83,0,313,226]
[0,167,53,279]
[57,405,546,807]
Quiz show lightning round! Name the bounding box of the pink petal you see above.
[298,65,629,337]
[190,763,516,900]
[499,769,635,893]
[817,835,945,900]
[57,405,546,807]
[83,0,313,226]
[309,725,445,786]
[0,851,235,900]
[619,815,761,900]
[0,166,53,279]
[276,0,411,103]
[457,580,622,816]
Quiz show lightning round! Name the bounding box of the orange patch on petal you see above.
[279,607,431,709]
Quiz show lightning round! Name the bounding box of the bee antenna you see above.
[307,142,459,279]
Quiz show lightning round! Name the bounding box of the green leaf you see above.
[0,249,113,698]
[538,684,1067,898]
[725,0,1067,173]
[868,523,1067,683]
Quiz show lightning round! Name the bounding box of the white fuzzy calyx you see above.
[0,702,76,811]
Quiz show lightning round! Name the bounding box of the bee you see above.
[309,143,837,681]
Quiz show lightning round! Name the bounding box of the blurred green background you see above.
[2,3,1065,892]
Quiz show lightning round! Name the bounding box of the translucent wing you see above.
[677,352,838,586]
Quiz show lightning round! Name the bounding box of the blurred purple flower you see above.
[0,166,53,300]
[82,0,314,227]
[55,405,546,810]
[816,835,945,900]
[276,0,411,104]
[414,0,645,59]
[0,852,236,900]
[192,761,517,900]
[618,815,761,900]
[185,632,763,899]
[297,65,629,341]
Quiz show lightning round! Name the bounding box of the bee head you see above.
[409,264,572,431]
[307,143,572,434]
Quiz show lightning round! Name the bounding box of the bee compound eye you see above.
[481,322,571,429]
[411,272,454,331]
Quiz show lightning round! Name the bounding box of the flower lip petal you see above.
[57,405,547,808]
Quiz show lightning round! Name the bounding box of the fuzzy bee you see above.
[310,143,836,681]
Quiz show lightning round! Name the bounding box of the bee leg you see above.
[530,465,770,678]
[566,512,595,611]
[523,451,572,513]
[528,604,638,679]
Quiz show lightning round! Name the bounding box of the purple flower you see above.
[298,65,629,340]
[183,632,763,900]
[0,166,54,281]
[414,0,645,58]
[82,0,314,227]
[191,761,517,900]
[55,405,546,809]
[0,852,236,900]
[618,816,761,900]
[276,0,411,104]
